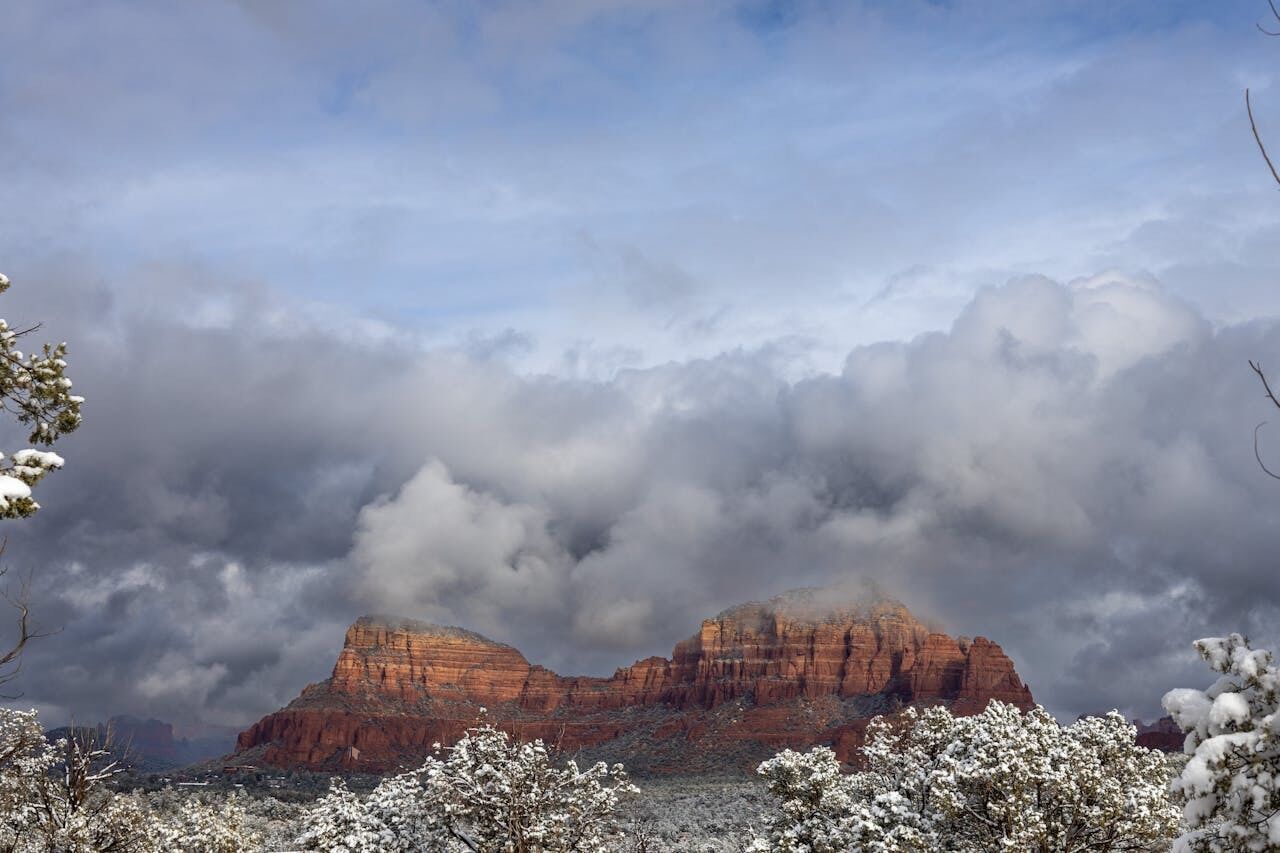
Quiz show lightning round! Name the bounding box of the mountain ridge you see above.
[236,589,1033,773]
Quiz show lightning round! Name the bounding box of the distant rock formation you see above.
[1135,716,1183,753]
[236,589,1033,773]
[42,716,241,772]
[101,716,179,766]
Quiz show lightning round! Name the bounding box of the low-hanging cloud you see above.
[4,267,1280,727]
[344,271,1280,719]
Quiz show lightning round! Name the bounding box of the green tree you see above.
[0,272,82,520]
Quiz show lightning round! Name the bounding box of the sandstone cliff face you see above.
[237,591,1033,772]
[331,619,536,706]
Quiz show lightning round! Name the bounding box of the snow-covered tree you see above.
[748,744,917,852]
[297,775,437,853]
[752,701,1179,853]
[0,707,54,836]
[0,709,266,852]
[425,724,637,852]
[0,711,160,852]
[299,723,637,852]
[0,269,84,690]
[1163,633,1280,851]
[156,792,264,853]
[0,272,82,520]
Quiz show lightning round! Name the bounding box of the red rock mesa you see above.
[236,590,1032,773]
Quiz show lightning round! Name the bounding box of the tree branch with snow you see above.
[0,273,82,519]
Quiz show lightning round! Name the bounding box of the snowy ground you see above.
[617,778,767,852]
[143,776,768,852]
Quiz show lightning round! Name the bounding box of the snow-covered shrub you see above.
[0,707,58,843]
[146,788,302,852]
[297,770,456,852]
[749,744,907,852]
[157,791,264,852]
[751,701,1179,852]
[431,724,637,851]
[0,709,161,852]
[618,779,764,852]
[298,723,637,852]
[1163,633,1280,851]
[297,777,408,853]
[0,707,274,853]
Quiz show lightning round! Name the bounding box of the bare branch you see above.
[0,555,31,698]
[1253,423,1280,480]
[1247,90,1280,188]
[1260,0,1280,35]
[0,540,57,698]
[1248,362,1280,480]
[1249,360,1280,410]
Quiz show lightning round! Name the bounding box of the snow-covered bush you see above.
[618,779,764,852]
[297,777,406,852]
[157,791,264,852]
[298,723,637,852]
[0,710,160,852]
[0,707,272,852]
[297,770,455,852]
[749,744,905,852]
[146,788,302,852]
[751,700,1179,852]
[432,724,637,851]
[1163,633,1280,851]
[0,707,57,839]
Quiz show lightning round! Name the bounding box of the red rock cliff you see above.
[236,591,1032,773]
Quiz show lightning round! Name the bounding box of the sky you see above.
[2,0,1280,729]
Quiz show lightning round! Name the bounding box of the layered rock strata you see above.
[237,591,1033,772]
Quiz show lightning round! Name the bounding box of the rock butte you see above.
[236,590,1033,773]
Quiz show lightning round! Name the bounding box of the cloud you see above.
[331,271,1280,722]
[353,460,574,635]
[1,252,1278,733]
[4,1,1280,377]
[3,1,1280,732]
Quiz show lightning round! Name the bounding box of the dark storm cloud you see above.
[4,266,1278,726]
